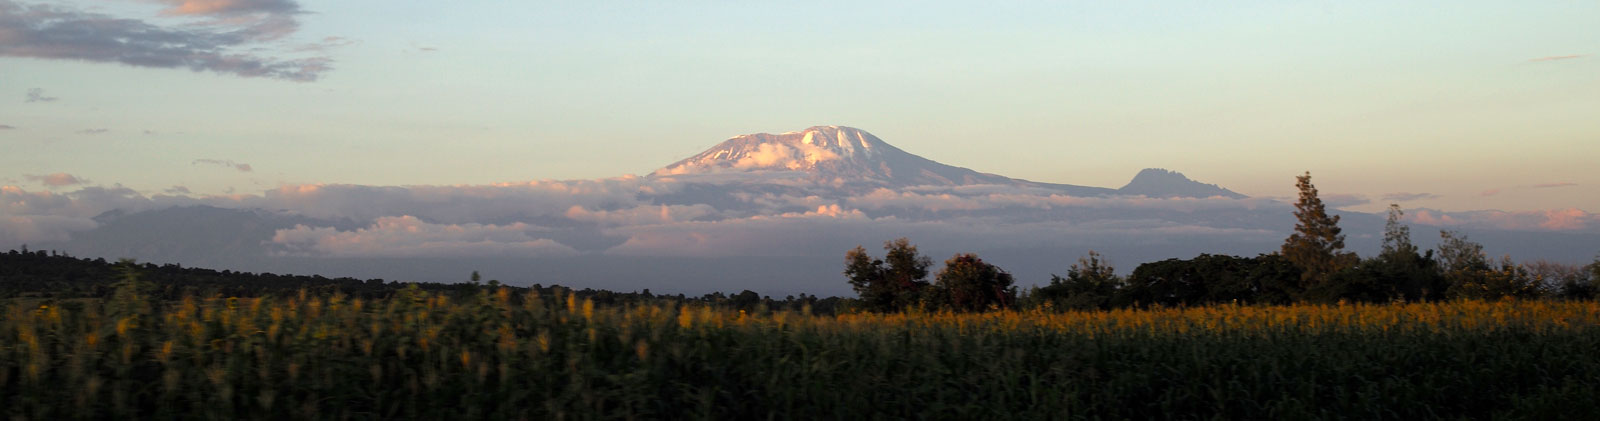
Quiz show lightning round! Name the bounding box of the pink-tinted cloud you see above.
[158,0,299,16]
[1408,209,1461,226]
[1409,208,1597,232]
[1537,208,1590,230]
[24,173,87,187]
[1529,54,1585,62]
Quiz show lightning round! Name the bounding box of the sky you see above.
[3,0,1597,214]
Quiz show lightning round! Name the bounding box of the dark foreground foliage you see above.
[4,285,1599,419]
[0,249,849,314]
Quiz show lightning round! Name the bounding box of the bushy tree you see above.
[844,238,932,312]
[1524,259,1594,300]
[1322,204,1446,303]
[1316,255,1443,304]
[1436,230,1490,296]
[1454,256,1543,300]
[1435,230,1486,273]
[1580,256,1600,299]
[1035,251,1121,310]
[1281,172,1357,286]
[1124,254,1301,307]
[933,253,1016,312]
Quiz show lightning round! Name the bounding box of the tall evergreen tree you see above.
[1281,172,1355,286]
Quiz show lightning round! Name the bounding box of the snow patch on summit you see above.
[654,126,892,177]
[650,125,1115,194]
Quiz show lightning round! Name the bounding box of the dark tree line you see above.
[852,172,1600,312]
[0,249,852,315]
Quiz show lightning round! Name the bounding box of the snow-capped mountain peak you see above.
[653,126,889,176]
[650,125,1093,190]
[650,126,1235,199]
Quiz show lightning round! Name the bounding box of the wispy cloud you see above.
[1528,54,1585,62]
[24,172,87,187]
[77,128,108,135]
[1381,192,1439,202]
[1411,208,1597,232]
[164,185,192,194]
[193,158,254,172]
[1481,189,1502,197]
[1533,182,1577,188]
[0,0,331,81]
[24,88,57,103]
[0,124,15,130]
[1320,193,1370,208]
[294,36,357,53]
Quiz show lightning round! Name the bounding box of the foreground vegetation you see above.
[5,279,1599,419]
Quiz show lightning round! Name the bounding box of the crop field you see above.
[4,288,1599,419]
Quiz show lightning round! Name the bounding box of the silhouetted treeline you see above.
[0,249,850,315]
[1013,175,1600,312]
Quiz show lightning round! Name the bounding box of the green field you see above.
[5,285,1599,419]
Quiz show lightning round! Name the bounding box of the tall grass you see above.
[4,288,1599,419]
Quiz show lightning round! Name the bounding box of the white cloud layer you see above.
[271,216,580,258]
[2,176,1595,261]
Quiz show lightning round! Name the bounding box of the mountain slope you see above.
[651,125,1113,195]
[1117,168,1247,199]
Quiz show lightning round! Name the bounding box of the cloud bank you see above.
[0,0,331,81]
[272,215,581,258]
[6,172,1595,261]
[1409,208,1597,232]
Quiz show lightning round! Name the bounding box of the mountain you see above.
[651,125,1116,196]
[26,124,1438,297]
[1117,168,1246,199]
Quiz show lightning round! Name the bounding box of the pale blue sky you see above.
[3,0,1596,212]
